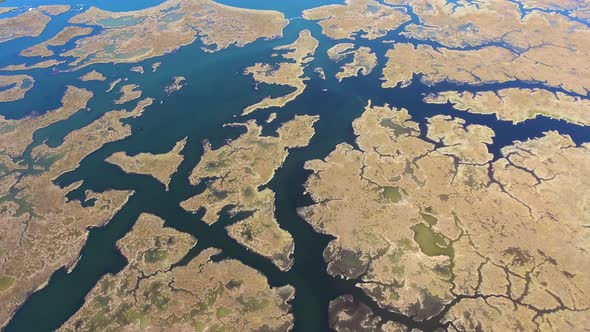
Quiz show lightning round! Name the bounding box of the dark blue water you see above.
[1,1,589,332]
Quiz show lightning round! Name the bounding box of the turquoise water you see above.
[97,16,144,28]
[0,1,589,332]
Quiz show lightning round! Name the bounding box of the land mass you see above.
[303,0,410,40]
[0,93,153,328]
[243,30,318,115]
[424,88,590,126]
[299,101,590,328]
[60,213,294,331]
[0,75,34,103]
[181,115,319,271]
[106,137,187,190]
[61,0,289,68]
[327,44,377,82]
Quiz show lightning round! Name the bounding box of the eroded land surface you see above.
[243,29,318,115]
[0,89,154,327]
[60,213,294,332]
[327,44,377,82]
[115,84,142,104]
[382,0,590,96]
[59,0,288,68]
[425,88,590,126]
[106,137,187,190]
[181,115,319,271]
[79,70,106,82]
[21,26,94,58]
[302,0,409,40]
[299,101,590,329]
[0,75,34,103]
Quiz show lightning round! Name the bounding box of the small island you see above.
[0,75,34,103]
[106,137,187,190]
[327,44,377,81]
[114,84,142,104]
[243,30,318,115]
[79,70,107,82]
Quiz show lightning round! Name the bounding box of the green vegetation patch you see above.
[0,124,17,135]
[420,213,438,225]
[211,189,229,200]
[239,297,270,312]
[144,248,168,263]
[97,16,144,28]
[216,306,231,319]
[0,275,15,291]
[204,160,229,172]
[382,186,402,203]
[380,118,413,135]
[411,223,454,258]
[146,281,170,310]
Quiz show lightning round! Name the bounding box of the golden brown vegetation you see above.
[181,115,319,270]
[299,101,590,327]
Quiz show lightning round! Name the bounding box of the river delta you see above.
[0,0,588,331]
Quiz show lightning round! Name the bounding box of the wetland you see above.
[0,0,588,331]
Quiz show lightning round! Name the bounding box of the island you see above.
[130,66,144,74]
[1,60,65,71]
[0,86,91,157]
[0,92,154,328]
[164,76,186,95]
[0,10,51,43]
[0,75,34,103]
[20,26,93,58]
[61,0,289,68]
[327,44,377,81]
[79,70,107,82]
[243,30,318,115]
[425,88,590,126]
[303,0,410,40]
[114,84,142,104]
[298,100,590,328]
[107,78,122,93]
[60,213,294,331]
[381,0,590,95]
[106,137,187,190]
[181,115,319,271]
[37,5,70,16]
[0,6,70,43]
